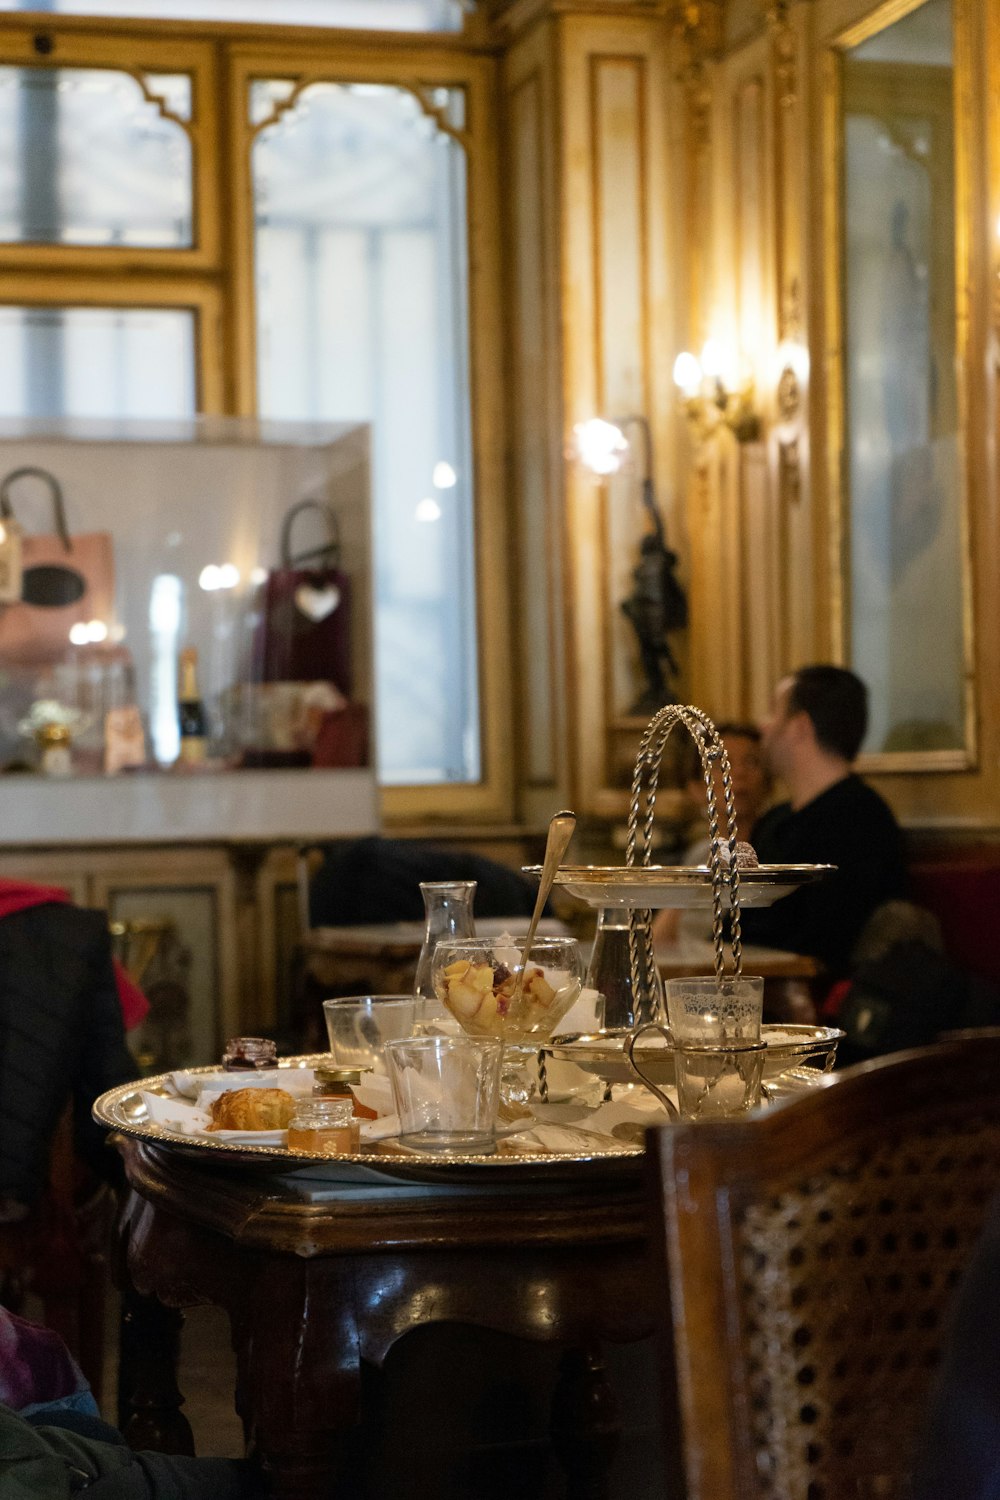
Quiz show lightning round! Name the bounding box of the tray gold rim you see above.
[92,1057,644,1169]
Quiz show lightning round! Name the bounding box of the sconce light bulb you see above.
[699,338,724,380]
[572,418,630,476]
[672,351,702,398]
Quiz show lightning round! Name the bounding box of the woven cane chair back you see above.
[649,1039,1000,1500]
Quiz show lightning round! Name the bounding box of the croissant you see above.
[207,1087,297,1131]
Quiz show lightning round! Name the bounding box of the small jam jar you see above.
[286,1099,360,1156]
[222,1037,278,1071]
[312,1066,369,1115]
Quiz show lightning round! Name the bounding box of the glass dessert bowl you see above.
[431,934,584,1046]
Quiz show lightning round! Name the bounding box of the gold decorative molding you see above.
[672,1,722,151]
[779,273,802,342]
[134,70,195,136]
[762,0,797,109]
[776,361,800,422]
[249,75,470,151]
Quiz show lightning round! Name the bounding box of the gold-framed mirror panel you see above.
[0,25,221,272]
[822,0,977,774]
[224,41,513,824]
[0,269,226,415]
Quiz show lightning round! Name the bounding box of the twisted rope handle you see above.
[625,705,742,1024]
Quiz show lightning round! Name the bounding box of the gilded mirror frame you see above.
[822,0,977,773]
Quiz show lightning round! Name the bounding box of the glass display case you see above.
[0,415,376,842]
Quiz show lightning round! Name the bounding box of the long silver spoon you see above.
[513,809,576,1003]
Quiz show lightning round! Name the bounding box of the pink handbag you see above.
[0,467,116,666]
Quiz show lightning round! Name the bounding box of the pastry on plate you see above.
[207,1086,296,1131]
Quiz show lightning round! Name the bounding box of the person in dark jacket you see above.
[0,900,138,1219]
[739,665,908,977]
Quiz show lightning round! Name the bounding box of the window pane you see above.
[0,306,196,420]
[0,67,193,248]
[253,82,479,786]
[842,0,964,753]
[0,0,466,28]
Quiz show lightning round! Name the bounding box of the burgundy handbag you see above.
[251,499,352,695]
[0,467,116,666]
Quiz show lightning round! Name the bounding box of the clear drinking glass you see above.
[674,1041,766,1120]
[665,975,764,1047]
[414,880,477,1029]
[383,1035,503,1152]
[322,995,417,1071]
[585,908,665,1030]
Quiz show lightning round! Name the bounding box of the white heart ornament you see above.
[294,583,341,622]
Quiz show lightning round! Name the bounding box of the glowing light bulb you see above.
[432,462,457,489]
[199,564,221,592]
[572,418,630,476]
[217,563,240,590]
[673,351,702,397]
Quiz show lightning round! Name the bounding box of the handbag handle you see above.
[281,498,341,569]
[0,467,72,553]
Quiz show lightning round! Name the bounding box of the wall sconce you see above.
[571,413,688,715]
[672,339,761,443]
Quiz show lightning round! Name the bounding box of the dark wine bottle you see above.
[177,646,208,765]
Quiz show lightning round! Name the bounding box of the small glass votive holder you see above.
[286,1098,361,1155]
[323,995,418,1071]
[665,975,764,1047]
[674,1041,767,1120]
[383,1035,503,1152]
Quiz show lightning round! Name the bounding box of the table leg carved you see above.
[118,1284,195,1456]
[114,1140,656,1500]
[550,1343,621,1500]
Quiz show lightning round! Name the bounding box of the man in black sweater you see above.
[739,665,907,977]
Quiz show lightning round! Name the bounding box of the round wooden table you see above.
[114,1136,656,1500]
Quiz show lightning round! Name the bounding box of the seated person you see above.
[1,1302,260,1498]
[0,881,143,1220]
[653,723,771,945]
[739,665,908,978]
[308,835,541,927]
[822,900,1000,1065]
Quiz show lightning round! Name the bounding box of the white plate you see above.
[523,863,834,910]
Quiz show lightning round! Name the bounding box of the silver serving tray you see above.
[524,863,835,909]
[93,1057,643,1175]
[547,1023,844,1087]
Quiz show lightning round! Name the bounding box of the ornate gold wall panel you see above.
[503,6,683,820]
[503,17,571,825]
[681,0,1000,831]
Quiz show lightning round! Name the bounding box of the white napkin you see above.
[351,1074,395,1118]
[170,1068,316,1100]
[141,1091,286,1145]
[551,986,603,1038]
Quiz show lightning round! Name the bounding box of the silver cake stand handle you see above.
[626,1023,679,1119]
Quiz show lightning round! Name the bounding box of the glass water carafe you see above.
[414,880,477,1029]
[585,907,665,1030]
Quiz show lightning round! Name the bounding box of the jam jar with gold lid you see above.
[222,1036,278,1071]
[313,1064,367,1107]
[286,1099,360,1155]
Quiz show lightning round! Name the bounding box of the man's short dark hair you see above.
[788,665,868,761]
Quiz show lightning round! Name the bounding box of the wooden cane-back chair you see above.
[648,1038,1000,1500]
